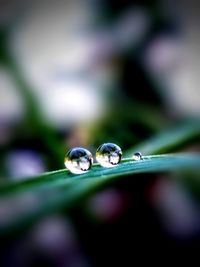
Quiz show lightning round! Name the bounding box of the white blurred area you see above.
[7,0,150,128]
[9,0,112,128]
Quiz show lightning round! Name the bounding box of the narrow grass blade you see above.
[126,120,200,156]
[0,153,200,234]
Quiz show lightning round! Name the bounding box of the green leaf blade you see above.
[1,153,200,234]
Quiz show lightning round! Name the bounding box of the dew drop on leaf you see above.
[132,152,142,161]
[64,147,93,174]
[96,143,122,167]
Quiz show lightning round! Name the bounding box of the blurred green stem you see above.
[0,30,64,169]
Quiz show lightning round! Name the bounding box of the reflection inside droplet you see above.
[64,147,93,174]
[96,143,122,167]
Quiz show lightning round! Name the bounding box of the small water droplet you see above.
[64,147,93,174]
[96,143,122,167]
[132,152,142,161]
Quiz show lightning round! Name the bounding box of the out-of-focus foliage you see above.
[0,0,200,266]
[1,153,200,234]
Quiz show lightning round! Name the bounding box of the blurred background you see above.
[0,0,200,266]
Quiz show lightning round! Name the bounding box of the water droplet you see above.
[132,152,142,161]
[64,147,93,174]
[96,143,122,167]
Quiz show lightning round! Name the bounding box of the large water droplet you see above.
[64,147,93,174]
[96,143,122,167]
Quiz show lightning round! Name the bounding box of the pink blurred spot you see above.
[88,189,128,222]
